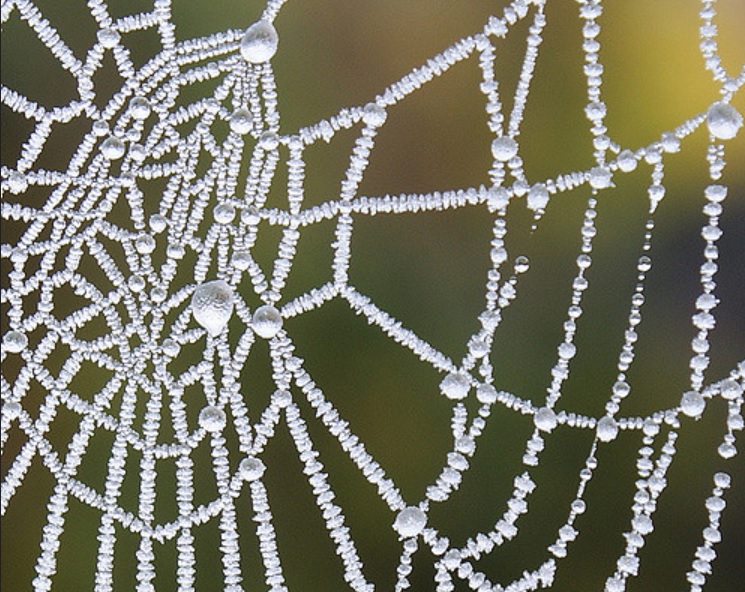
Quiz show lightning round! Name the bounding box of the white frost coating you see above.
[0,1,742,591]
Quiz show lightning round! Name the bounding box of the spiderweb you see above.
[1,0,744,590]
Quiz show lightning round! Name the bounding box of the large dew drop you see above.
[527,183,549,212]
[596,416,619,442]
[252,305,283,338]
[534,407,557,432]
[240,20,279,63]
[680,390,706,417]
[191,280,235,336]
[706,102,743,140]
[393,506,427,538]
[199,405,226,432]
[239,457,266,481]
[4,330,28,353]
[491,136,518,161]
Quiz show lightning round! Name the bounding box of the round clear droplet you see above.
[534,407,557,432]
[162,338,180,357]
[476,384,498,405]
[3,401,22,420]
[596,416,619,442]
[637,255,652,273]
[393,506,427,538]
[240,20,279,63]
[680,390,706,417]
[97,27,121,48]
[7,172,28,194]
[134,233,156,254]
[101,136,126,160]
[128,275,146,292]
[706,102,743,140]
[192,280,235,336]
[229,107,253,134]
[491,136,518,161]
[362,102,387,127]
[527,183,549,212]
[259,131,280,150]
[199,405,226,432]
[239,457,266,481]
[440,372,470,400]
[129,97,151,120]
[514,256,530,274]
[149,214,167,233]
[719,378,742,401]
[273,389,292,408]
[4,330,28,353]
[213,203,236,224]
[252,305,283,338]
[231,250,251,271]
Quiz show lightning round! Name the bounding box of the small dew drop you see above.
[491,136,518,162]
[362,102,387,127]
[637,255,652,273]
[231,250,251,271]
[273,389,292,408]
[213,203,236,224]
[4,330,28,353]
[252,305,283,338]
[7,172,28,194]
[468,336,489,359]
[476,384,498,405]
[3,401,22,420]
[162,338,180,357]
[527,183,549,212]
[229,107,253,134]
[706,102,743,140]
[596,416,619,442]
[514,256,530,274]
[258,131,280,150]
[101,136,126,160]
[239,457,266,481]
[240,20,279,63]
[191,280,235,336]
[680,390,706,417]
[129,97,151,120]
[534,407,557,432]
[97,27,121,48]
[440,372,470,400]
[134,233,156,254]
[719,379,742,401]
[393,506,427,538]
[128,274,146,292]
[616,149,638,172]
[199,405,226,432]
[149,214,167,233]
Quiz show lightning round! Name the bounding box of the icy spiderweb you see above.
[1,0,744,590]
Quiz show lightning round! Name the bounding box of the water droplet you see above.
[229,107,253,134]
[134,233,156,254]
[259,131,280,150]
[129,97,151,120]
[706,102,743,140]
[7,172,28,194]
[3,401,22,420]
[468,336,489,358]
[239,457,266,481]
[527,183,549,211]
[514,256,530,274]
[613,381,631,398]
[101,136,126,159]
[192,280,235,336]
[714,472,731,488]
[440,372,469,400]
[231,250,251,271]
[491,136,518,161]
[273,389,292,408]
[596,416,619,442]
[199,405,226,432]
[534,407,557,432]
[4,330,28,353]
[637,255,652,273]
[476,384,498,405]
[149,214,167,233]
[213,203,236,224]
[252,305,282,338]
[162,339,180,357]
[393,506,427,537]
[151,287,166,303]
[588,166,612,189]
[362,102,387,127]
[128,275,146,292]
[616,149,638,172]
[720,379,742,400]
[704,184,727,203]
[558,342,576,360]
[680,390,706,417]
[240,20,279,63]
[97,27,120,48]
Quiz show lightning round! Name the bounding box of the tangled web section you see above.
[1,0,744,591]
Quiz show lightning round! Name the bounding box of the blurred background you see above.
[1,0,744,590]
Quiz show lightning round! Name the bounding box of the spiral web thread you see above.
[1,0,744,590]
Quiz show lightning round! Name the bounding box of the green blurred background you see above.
[1,0,744,591]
